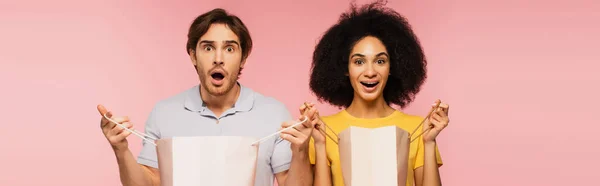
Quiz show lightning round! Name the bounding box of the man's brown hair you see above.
[186,8,253,73]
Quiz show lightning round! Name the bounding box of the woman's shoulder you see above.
[392,110,427,130]
[319,110,351,130]
[321,110,346,124]
[394,111,425,122]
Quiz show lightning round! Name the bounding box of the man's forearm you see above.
[284,150,314,186]
[422,142,442,186]
[114,149,156,186]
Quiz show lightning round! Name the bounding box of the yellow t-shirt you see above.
[308,110,443,186]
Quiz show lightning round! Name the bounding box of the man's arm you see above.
[98,104,161,186]
[114,149,160,186]
[275,148,313,186]
[278,103,324,186]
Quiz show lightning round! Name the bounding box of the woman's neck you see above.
[345,96,395,119]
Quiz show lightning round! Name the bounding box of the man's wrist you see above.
[113,147,131,159]
[291,146,309,160]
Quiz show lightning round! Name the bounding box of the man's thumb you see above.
[97,104,108,116]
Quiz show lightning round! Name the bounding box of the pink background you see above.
[1,0,599,185]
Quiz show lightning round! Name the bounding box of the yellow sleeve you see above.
[308,137,316,165]
[413,134,443,169]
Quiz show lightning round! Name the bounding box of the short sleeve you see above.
[137,106,161,168]
[270,107,293,174]
[413,134,443,169]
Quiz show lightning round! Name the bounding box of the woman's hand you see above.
[299,102,326,144]
[422,99,450,144]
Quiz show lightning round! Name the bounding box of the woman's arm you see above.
[299,102,333,186]
[415,100,449,186]
[313,141,332,186]
[414,141,441,186]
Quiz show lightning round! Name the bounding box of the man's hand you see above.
[280,114,315,153]
[98,104,133,152]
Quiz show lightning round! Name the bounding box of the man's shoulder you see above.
[246,87,287,111]
[152,85,196,110]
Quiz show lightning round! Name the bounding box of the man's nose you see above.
[213,49,224,65]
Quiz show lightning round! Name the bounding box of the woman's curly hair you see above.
[309,0,427,109]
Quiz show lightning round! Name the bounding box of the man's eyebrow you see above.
[199,40,214,44]
[224,40,240,46]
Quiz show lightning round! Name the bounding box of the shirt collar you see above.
[184,82,254,113]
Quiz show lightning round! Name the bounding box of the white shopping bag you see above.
[338,126,410,186]
[156,136,259,186]
[102,113,308,186]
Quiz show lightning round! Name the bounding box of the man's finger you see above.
[280,133,298,142]
[97,104,108,116]
[281,127,304,138]
[280,134,303,145]
[101,117,109,128]
[111,116,130,124]
[116,130,132,139]
[280,134,296,143]
[111,130,131,143]
[101,113,117,132]
[281,121,295,128]
[297,116,310,128]
[109,122,132,136]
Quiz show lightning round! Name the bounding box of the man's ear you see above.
[240,59,247,69]
[189,49,197,66]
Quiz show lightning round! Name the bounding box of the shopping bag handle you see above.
[409,101,442,143]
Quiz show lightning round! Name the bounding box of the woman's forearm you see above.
[313,142,332,186]
[422,141,442,186]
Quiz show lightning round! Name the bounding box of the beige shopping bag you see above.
[338,126,410,186]
[156,136,259,186]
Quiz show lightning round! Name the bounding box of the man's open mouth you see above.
[211,72,225,80]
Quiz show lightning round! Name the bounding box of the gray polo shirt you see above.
[137,83,292,186]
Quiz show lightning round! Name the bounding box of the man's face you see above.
[190,23,244,96]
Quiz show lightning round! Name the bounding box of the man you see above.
[97,8,313,186]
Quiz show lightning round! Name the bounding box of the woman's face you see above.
[347,36,390,103]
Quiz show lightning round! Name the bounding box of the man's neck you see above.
[345,95,394,119]
[199,83,241,118]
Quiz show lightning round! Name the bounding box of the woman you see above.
[301,1,450,186]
